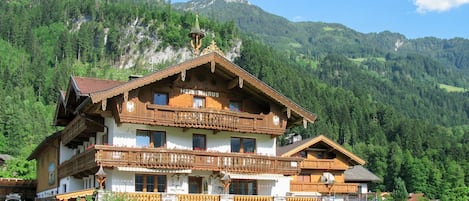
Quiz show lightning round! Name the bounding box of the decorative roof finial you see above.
[189,14,204,56]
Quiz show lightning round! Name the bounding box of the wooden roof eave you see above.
[27,131,61,160]
[87,52,317,125]
[281,135,365,165]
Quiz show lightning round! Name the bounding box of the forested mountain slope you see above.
[0,0,468,199]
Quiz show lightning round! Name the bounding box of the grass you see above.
[349,57,386,63]
[439,83,468,92]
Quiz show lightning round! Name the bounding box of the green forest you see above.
[0,0,468,200]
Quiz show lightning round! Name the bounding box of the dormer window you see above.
[154,93,168,105]
[193,96,205,108]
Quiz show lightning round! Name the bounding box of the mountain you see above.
[174,0,469,125]
[174,0,469,75]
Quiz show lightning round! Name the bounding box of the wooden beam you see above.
[181,69,186,81]
[101,99,107,111]
[227,77,243,89]
[303,118,307,128]
[211,60,216,73]
[287,108,291,119]
[123,91,129,102]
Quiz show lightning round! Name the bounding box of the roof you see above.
[277,135,366,165]
[72,76,125,95]
[408,193,424,201]
[83,52,317,125]
[27,131,61,160]
[344,165,381,182]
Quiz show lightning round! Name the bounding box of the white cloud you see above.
[414,0,469,13]
[292,16,307,22]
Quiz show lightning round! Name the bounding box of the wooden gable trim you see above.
[281,135,365,165]
[88,52,316,124]
[212,53,317,124]
[89,53,215,104]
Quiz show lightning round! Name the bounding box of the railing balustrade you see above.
[58,145,301,178]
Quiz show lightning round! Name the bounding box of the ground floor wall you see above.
[103,168,290,196]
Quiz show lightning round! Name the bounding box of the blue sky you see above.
[174,0,469,39]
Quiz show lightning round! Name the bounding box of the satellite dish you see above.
[320,172,335,184]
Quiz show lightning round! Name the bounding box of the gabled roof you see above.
[27,131,61,160]
[277,135,365,165]
[71,76,126,95]
[54,77,126,126]
[344,165,381,182]
[82,52,317,125]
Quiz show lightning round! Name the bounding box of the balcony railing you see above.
[58,147,97,178]
[290,182,359,194]
[300,159,349,170]
[54,191,324,201]
[58,145,302,178]
[119,105,285,135]
[61,116,104,148]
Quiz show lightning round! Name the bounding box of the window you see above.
[193,134,206,151]
[188,177,202,194]
[193,96,205,108]
[135,175,166,192]
[154,93,168,105]
[229,101,241,112]
[136,130,166,148]
[136,131,150,147]
[231,137,256,153]
[229,180,257,195]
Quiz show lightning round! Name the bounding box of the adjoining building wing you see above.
[278,135,379,199]
[344,165,381,183]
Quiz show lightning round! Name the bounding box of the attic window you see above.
[154,93,168,105]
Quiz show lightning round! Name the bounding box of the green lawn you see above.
[439,83,468,92]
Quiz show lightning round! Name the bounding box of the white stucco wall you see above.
[58,176,82,194]
[107,169,135,192]
[105,117,277,155]
[59,142,74,164]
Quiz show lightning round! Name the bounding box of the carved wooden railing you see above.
[61,116,104,147]
[58,147,97,178]
[95,145,301,175]
[234,195,273,201]
[117,192,161,201]
[59,145,301,178]
[290,182,359,194]
[55,188,95,201]
[286,197,321,201]
[177,194,219,201]
[300,159,349,170]
[123,105,285,136]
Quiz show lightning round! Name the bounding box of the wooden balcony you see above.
[58,145,301,178]
[96,145,301,175]
[119,105,285,136]
[300,159,349,170]
[290,182,359,194]
[62,115,104,148]
[58,147,98,178]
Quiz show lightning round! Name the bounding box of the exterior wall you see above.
[107,169,134,192]
[58,176,83,194]
[36,138,59,194]
[59,142,74,164]
[106,118,277,156]
[358,183,368,194]
[258,177,291,196]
